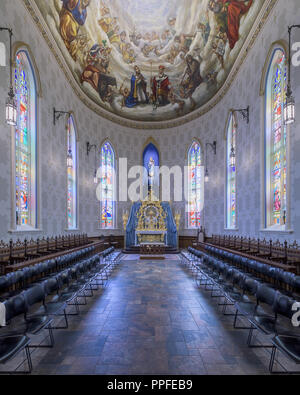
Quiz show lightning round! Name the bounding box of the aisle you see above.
[29,256,270,375]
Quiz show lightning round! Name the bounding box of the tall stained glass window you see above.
[67,116,77,229]
[100,142,115,229]
[15,50,37,228]
[226,113,237,229]
[188,141,202,228]
[265,49,287,227]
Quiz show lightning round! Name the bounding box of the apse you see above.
[32,0,264,127]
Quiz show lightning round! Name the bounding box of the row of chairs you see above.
[0,246,96,301]
[182,248,300,374]
[0,247,121,374]
[0,234,90,269]
[205,245,300,299]
[209,235,300,267]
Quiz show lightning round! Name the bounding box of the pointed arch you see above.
[14,48,38,229]
[100,140,116,229]
[262,43,288,229]
[225,112,237,229]
[187,139,203,229]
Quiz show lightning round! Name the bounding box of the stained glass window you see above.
[266,49,287,227]
[100,142,115,229]
[67,116,77,229]
[15,50,36,228]
[188,141,202,228]
[226,114,237,229]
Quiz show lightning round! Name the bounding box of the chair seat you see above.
[50,292,76,303]
[32,302,66,316]
[0,335,30,364]
[272,335,300,363]
[235,301,267,317]
[25,315,53,334]
[249,315,277,335]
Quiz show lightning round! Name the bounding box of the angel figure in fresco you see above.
[208,0,253,50]
[81,43,117,105]
[59,0,91,60]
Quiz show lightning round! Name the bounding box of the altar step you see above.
[122,246,180,255]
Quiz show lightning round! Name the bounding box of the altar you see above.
[125,199,178,250]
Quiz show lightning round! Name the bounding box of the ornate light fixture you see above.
[67,149,73,169]
[87,142,98,184]
[284,25,300,126]
[0,27,17,126]
[229,145,236,168]
[67,122,73,169]
[205,141,217,183]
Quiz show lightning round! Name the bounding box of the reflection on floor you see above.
[2,255,297,375]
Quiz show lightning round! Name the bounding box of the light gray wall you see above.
[0,0,299,243]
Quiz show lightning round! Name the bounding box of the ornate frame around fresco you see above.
[22,0,278,130]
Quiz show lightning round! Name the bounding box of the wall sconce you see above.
[232,106,249,124]
[284,25,300,125]
[53,108,71,125]
[0,27,17,126]
[86,142,98,184]
[205,141,217,183]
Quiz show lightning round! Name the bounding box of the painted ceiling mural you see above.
[33,0,266,124]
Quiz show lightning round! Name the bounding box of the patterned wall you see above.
[0,0,299,243]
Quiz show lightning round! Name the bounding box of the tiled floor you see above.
[3,255,298,375]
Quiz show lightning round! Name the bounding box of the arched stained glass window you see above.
[188,141,202,228]
[67,115,77,229]
[265,48,287,228]
[226,113,237,229]
[100,142,115,229]
[15,50,37,228]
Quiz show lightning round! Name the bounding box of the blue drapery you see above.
[126,202,178,248]
[161,202,178,248]
[126,202,142,248]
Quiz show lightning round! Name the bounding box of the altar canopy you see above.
[126,201,178,249]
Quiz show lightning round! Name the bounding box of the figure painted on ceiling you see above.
[208,0,253,50]
[152,65,171,108]
[180,54,203,110]
[59,0,91,60]
[81,43,117,104]
[125,65,149,108]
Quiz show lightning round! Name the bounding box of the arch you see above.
[225,112,237,229]
[259,40,288,97]
[67,114,78,229]
[100,141,116,229]
[14,48,38,229]
[12,42,42,98]
[263,44,288,229]
[187,140,203,229]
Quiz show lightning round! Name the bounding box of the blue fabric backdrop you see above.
[126,202,178,248]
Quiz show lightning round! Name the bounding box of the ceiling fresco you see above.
[32,0,267,125]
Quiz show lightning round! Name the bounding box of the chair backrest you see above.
[4,292,27,322]
[273,293,296,320]
[42,278,59,296]
[256,284,278,306]
[24,284,45,307]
